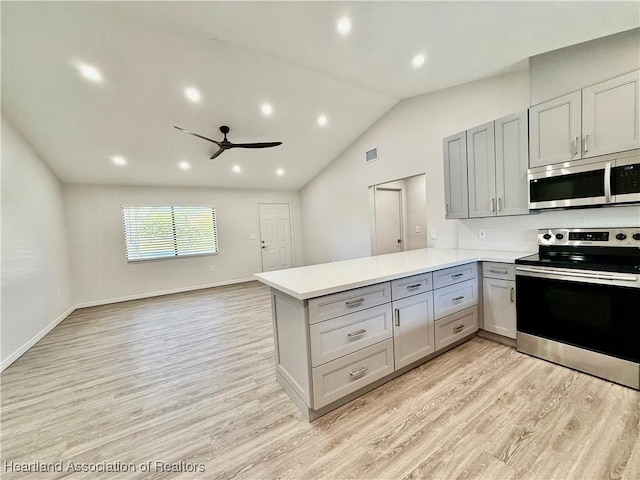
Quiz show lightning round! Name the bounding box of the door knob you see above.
[261,245,266,249]
[397,239,402,243]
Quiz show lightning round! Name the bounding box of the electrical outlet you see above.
[56,289,61,298]
[478,229,486,239]
[430,230,437,239]
[210,265,216,272]
[248,233,256,240]
[415,226,420,233]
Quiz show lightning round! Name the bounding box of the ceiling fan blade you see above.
[173,126,221,145]
[227,141,283,149]
[209,148,226,160]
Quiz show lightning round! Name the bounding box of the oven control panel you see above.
[538,227,640,247]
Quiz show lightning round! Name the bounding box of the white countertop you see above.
[254,248,533,300]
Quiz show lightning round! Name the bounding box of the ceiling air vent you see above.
[365,147,379,163]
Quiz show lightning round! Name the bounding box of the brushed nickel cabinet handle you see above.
[510,287,515,303]
[574,136,579,155]
[489,268,508,275]
[497,197,501,212]
[345,298,365,306]
[453,325,464,333]
[452,273,464,279]
[347,328,367,337]
[349,366,368,378]
[407,283,422,290]
[584,134,589,153]
[490,198,495,212]
[452,295,465,302]
[394,308,400,327]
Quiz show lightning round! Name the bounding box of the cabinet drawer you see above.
[308,282,391,324]
[312,339,394,409]
[434,278,478,319]
[482,262,516,281]
[391,272,433,300]
[310,304,393,367]
[433,263,477,289]
[435,307,478,351]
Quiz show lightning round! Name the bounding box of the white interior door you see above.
[374,188,403,255]
[258,203,293,272]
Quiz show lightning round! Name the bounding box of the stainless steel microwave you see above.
[528,151,640,209]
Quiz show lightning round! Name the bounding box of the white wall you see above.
[1,116,73,369]
[530,28,640,105]
[301,68,531,265]
[63,184,303,305]
[405,174,428,251]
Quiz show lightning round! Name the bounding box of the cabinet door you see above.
[443,132,469,219]
[582,70,640,158]
[467,122,496,218]
[393,292,435,369]
[529,91,582,168]
[482,278,516,339]
[495,112,529,216]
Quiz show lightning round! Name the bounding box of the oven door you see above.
[528,160,611,209]
[515,266,639,363]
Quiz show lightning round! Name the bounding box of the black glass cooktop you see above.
[516,251,640,274]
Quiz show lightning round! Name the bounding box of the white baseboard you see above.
[1,277,257,372]
[1,305,75,372]
[73,277,256,309]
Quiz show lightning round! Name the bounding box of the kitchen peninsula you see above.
[255,248,531,421]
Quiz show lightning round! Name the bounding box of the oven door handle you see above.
[515,266,637,282]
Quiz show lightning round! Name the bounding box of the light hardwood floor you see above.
[1,281,639,479]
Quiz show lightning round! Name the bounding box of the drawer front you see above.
[435,307,478,351]
[310,304,393,367]
[312,339,394,409]
[391,273,433,300]
[482,262,516,281]
[433,263,478,289]
[308,282,391,324]
[434,278,478,319]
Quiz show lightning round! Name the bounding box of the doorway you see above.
[369,174,427,256]
[258,203,294,272]
[374,187,404,255]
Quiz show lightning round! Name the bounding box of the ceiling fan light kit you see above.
[173,125,282,160]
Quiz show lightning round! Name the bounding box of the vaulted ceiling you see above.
[2,2,638,190]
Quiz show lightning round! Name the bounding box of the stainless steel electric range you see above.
[515,227,640,390]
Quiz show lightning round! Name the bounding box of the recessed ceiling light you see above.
[111,156,126,166]
[317,115,328,127]
[232,165,242,173]
[184,87,201,103]
[412,54,426,68]
[179,161,190,170]
[76,63,103,83]
[337,17,352,35]
[276,168,285,176]
[261,103,273,116]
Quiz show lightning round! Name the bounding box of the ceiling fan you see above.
[173,125,282,159]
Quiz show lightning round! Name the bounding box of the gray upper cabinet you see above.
[467,122,496,218]
[495,111,529,216]
[582,70,640,158]
[443,132,469,219]
[529,91,582,168]
[529,70,640,168]
[466,113,529,218]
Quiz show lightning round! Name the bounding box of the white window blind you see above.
[122,206,218,262]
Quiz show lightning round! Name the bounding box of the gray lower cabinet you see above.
[481,262,516,339]
[270,263,481,421]
[392,292,435,370]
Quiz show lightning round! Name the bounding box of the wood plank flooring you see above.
[1,281,638,479]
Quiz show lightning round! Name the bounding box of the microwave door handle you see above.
[604,162,612,203]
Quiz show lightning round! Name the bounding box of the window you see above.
[122,206,218,262]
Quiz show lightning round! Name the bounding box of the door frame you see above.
[257,202,296,272]
[369,185,407,256]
